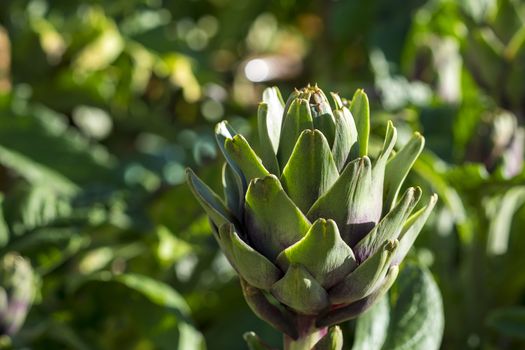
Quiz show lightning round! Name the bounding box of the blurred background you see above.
[0,0,524,349]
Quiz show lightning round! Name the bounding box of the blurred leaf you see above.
[381,264,444,350]
[485,186,525,255]
[352,295,389,350]
[353,265,443,350]
[486,307,525,340]
[0,104,115,191]
[72,9,124,72]
[114,273,206,350]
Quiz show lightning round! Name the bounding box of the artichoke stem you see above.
[283,316,327,350]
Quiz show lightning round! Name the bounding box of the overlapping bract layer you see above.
[186,85,437,336]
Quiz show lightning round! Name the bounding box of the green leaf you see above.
[185,168,234,228]
[0,196,8,248]
[354,187,421,262]
[115,274,191,316]
[271,264,329,315]
[281,129,339,213]
[350,89,370,157]
[329,240,398,305]
[332,107,358,171]
[2,184,75,237]
[381,265,444,350]
[486,307,525,340]
[278,98,314,167]
[277,218,356,289]
[219,223,281,290]
[352,296,390,350]
[486,186,525,255]
[244,175,311,260]
[224,134,270,183]
[0,107,115,193]
[383,133,425,213]
[115,273,206,350]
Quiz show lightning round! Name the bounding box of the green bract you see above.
[186,85,437,338]
[0,253,35,337]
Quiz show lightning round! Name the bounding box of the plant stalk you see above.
[283,316,327,350]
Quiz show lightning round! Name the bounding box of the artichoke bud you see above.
[187,85,437,332]
[0,253,35,336]
[466,110,524,178]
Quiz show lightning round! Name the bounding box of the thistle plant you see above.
[186,85,437,349]
[0,253,34,338]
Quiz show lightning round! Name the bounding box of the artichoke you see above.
[0,253,34,337]
[186,85,437,348]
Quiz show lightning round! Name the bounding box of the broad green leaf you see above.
[485,186,525,255]
[381,265,444,350]
[278,98,314,167]
[0,107,115,193]
[271,264,329,315]
[383,133,425,213]
[281,129,339,213]
[277,218,356,289]
[244,175,311,260]
[115,273,206,350]
[350,89,370,157]
[0,196,8,248]
[352,295,390,350]
[219,223,281,290]
[329,240,398,304]
[73,16,124,72]
[2,185,74,236]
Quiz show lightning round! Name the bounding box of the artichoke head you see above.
[0,253,35,336]
[186,85,437,336]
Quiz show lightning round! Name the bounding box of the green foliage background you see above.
[0,0,524,349]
